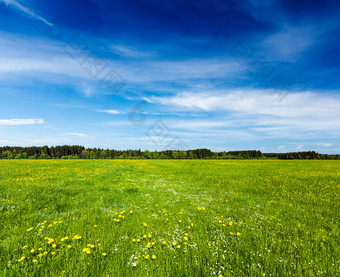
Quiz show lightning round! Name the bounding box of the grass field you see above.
[0,160,339,276]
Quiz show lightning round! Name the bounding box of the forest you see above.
[0,146,339,160]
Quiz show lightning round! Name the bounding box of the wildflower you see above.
[30,249,35,253]
[184,233,188,236]
[184,236,188,241]
[43,252,48,255]
[67,245,72,249]
[177,245,181,249]
[148,233,152,238]
[27,227,33,232]
[132,239,136,242]
[32,259,38,263]
[143,235,147,239]
[51,252,55,255]
[137,239,141,242]
[219,275,223,277]
[38,254,43,257]
[143,223,147,227]
[83,248,91,254]
[162,241,166,245]
[152,255,157,260]
[230,232,233,235]
[18,256,25,262]
[102,253,107,257]
[52,244,56,248]
[22,245,28,249]
[72,235,82,240]
[144,255,149,260]
[172,242,177,246]
[94,225,97,228]
[229,222,233,226]
[38,248,42,251]
[237,232,240,236]
[178,220,182,223]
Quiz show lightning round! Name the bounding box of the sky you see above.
[0,0,339,153]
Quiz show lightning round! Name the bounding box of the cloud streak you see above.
[0,0,53,26]
[0,118,44,125]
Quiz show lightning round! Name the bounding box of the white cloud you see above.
[96,109,122,115]
[144,89,340,138]
[0,0,52,26]
[261,25,317,61]
[110,45,155,58]
[0,118,44,125]
[64,133,87,137]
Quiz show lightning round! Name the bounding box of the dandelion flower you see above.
[27,227,33,232]
[172,242,177,246]
[32,259,38,263]
[67,245,72,249]
[30,249,35,253]
[52,244,56,248]
[22,245,28,250]
[177,245,181,249]
[18,256,25,262]
[144,255,149,260]
[102,253,107,257]
[152,255,157,260]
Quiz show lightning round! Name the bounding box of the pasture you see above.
[0,160,339,276]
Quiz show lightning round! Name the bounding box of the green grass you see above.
[0,160,339,276]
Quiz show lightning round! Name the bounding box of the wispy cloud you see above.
[110,44,155,58]
[96,109,122,115]
[0,0,52,26]
[64,133,87,137]
[0,118,44,125]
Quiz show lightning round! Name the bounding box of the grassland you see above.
[0,160,339,276]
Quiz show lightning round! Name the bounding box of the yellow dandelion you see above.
[152,255,157,260]
[162,241,166,245]
[27,227,33,232]
[144,255,149,260]
[172,242,177,246]
[22,245,28,249]
[237,232,240,236]
[177,245,181,249]
[52,244,56,248]
[32,259,38,263]
[30,249,35,253]
[102,253,107,257]
[18,256,25,262]
[67,245,72,249]
[143,223,147,227]
[51,252,55,255]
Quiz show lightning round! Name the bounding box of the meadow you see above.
[0,160,339,276]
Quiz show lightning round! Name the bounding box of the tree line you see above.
[0,146,339,160]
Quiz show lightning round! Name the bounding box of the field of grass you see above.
[0,160,339,276]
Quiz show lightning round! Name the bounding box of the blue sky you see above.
[0,0,339,153]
